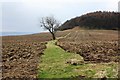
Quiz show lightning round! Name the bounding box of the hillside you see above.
[59,11,119,30]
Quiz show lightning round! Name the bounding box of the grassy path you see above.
[38,40,84,78]
[38,40,118,78]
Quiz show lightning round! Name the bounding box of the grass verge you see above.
[38,40,118,78]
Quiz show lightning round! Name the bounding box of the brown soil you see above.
[2,33,51,79]
[57,30,119,63]
[1,30,119,79]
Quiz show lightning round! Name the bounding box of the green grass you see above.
[38,40,118,78]
[38,40,84,78]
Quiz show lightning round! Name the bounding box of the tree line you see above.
[58,11,120,30]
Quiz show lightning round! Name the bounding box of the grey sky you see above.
[0,0,119,32]
[118,1,120,12]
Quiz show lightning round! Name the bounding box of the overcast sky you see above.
[0,0,119,32]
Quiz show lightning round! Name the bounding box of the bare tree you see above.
[40,16,60,40]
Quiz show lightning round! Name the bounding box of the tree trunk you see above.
[51,33,56,40]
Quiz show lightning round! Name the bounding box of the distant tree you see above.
[40,16,60,40]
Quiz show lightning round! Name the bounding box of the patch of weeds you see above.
[106,67,117,78]
[84,70,96,77]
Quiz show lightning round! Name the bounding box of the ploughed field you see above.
[1,32,70,79]
[57,30,119,63]
[1,30,119,79]
[2,33,52,79]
